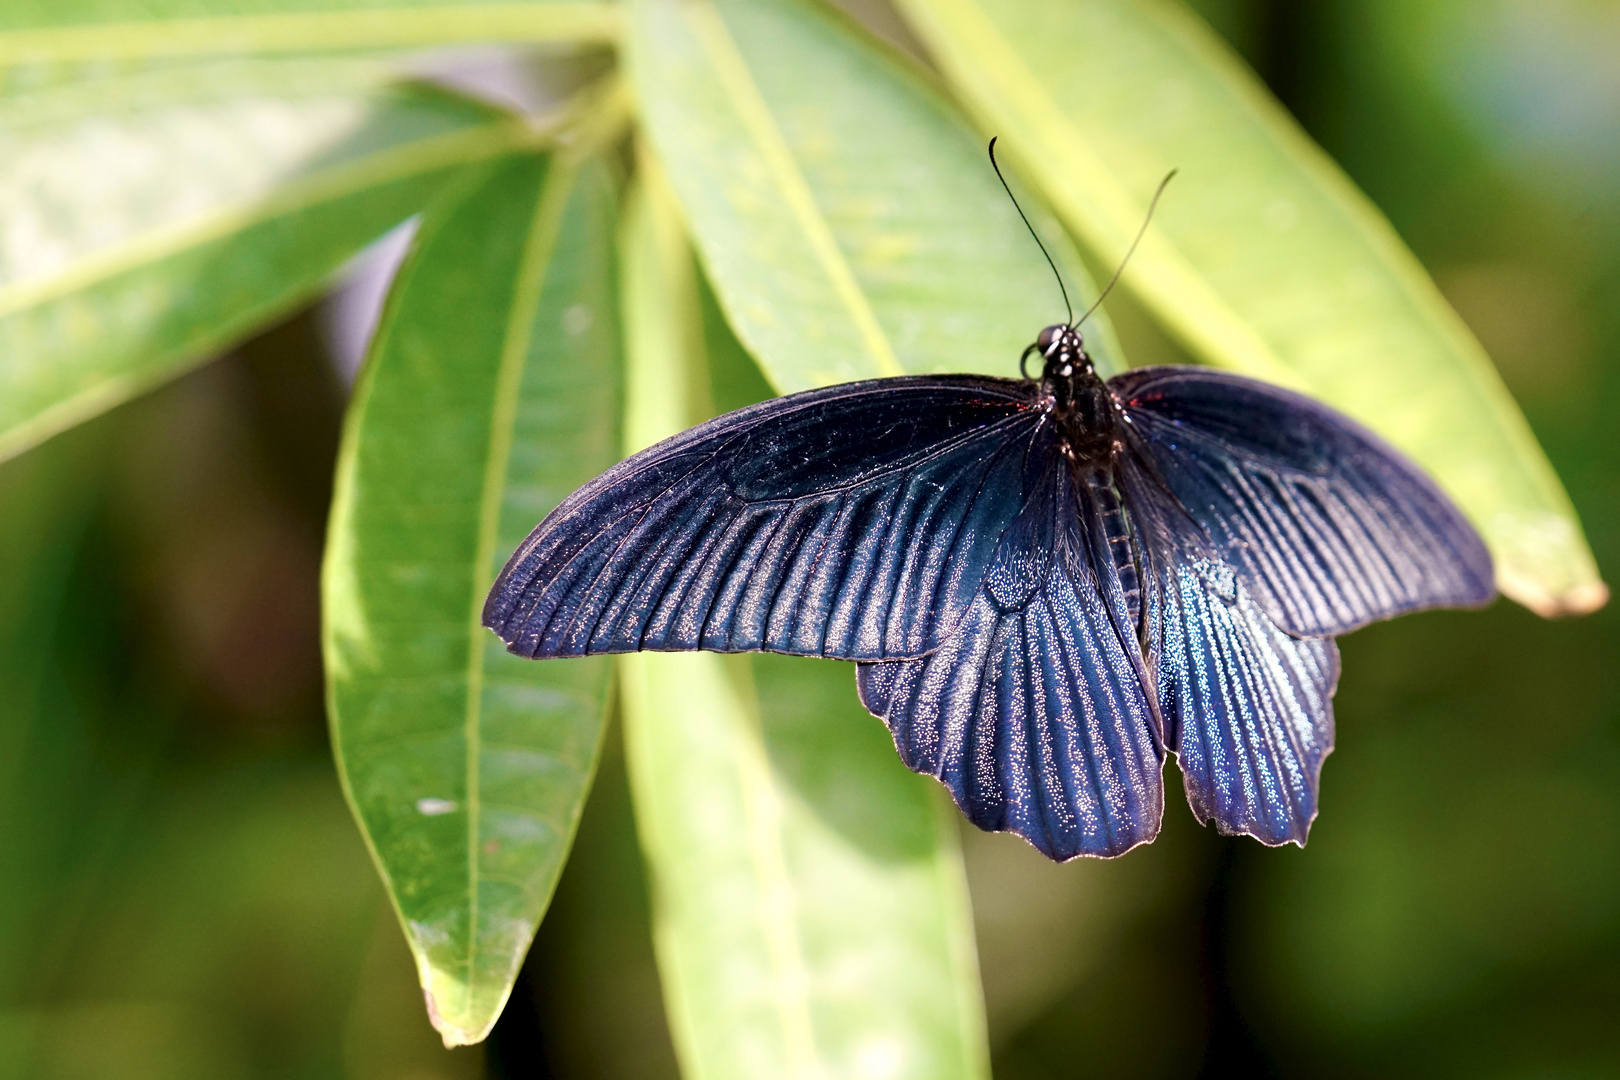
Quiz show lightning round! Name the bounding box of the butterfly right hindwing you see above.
[1122,457,1340,846]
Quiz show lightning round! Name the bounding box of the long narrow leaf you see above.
[895,0,1605,615]
[0,58,529,462]
[618,159,990,1080]
[625,0,1122,390]
[324,151,621,1046]
[0,3,618,64]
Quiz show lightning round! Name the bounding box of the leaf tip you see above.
[1544,578,1608,617]
[424,986,494,1048]
[1498,570,1609,618]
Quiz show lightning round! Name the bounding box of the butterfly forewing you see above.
[483,376,1044,662]
[1112,367,1494,638]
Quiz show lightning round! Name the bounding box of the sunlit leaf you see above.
[0,2,618,64]
[894,0,1605,616]
[625,0,1122,391]
[324,151,621,1046]
[0,57,530,462]
[617,159,991,1080]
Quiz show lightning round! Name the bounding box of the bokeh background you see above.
[2,0,1616,1077]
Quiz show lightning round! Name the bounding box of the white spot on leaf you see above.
[1263,198,1299,231]
[562,303,593,335]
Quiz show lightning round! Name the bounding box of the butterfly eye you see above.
[1037,324,1065,355]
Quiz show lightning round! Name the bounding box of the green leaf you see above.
[617,160,991,1080]
[0,57,531,463]
[0,2,619,64]
[625,0,1124,391]
[323,150,622,1046]
[894,0,1606,616]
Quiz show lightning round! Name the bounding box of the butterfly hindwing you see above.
[1112,366,1494,637]
[856,443,1164,860]
[1123,461,1340,846]
[484,376,1042,661]
[1154,555,1340,845]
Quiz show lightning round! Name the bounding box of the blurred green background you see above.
[2,0,1617,1077]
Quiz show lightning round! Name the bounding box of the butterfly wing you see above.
[856,443,1164,860]
[1111,366,1494,637]
[1118,455,1340,846]
[484,375,1044,661]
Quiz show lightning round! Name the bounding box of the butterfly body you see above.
[1033,326,1158,658]
[484,323,1494,861]
[1031,323,1124,461]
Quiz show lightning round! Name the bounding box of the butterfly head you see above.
[1029,324,1120,455]
[1034,324,1092,382]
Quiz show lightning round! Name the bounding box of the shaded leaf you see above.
[625,0,1122,391]
[894,0,1605,615]
[324,151,621,1046]
[617,159,990,1080]
[0,57,529,462]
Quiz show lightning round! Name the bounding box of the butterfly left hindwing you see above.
[857,426,1163,860]
[1121,458,1341,846]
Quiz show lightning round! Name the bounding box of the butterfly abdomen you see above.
[1086,476,1143,630]
[1046,364,1142,627]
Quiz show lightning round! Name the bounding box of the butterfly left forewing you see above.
[1111,366,1494,637]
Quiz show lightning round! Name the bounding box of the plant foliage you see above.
[0,0,1604,1072]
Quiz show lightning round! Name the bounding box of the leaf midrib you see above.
[459,155,576,1028]
[729,669,821,1073]
[0,118,530,320]
[681,0,904,380]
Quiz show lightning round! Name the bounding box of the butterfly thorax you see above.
[1033,324,1124,465]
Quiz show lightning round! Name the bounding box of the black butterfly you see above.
[482,323,1493,860]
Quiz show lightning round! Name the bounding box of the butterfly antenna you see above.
[989,137,1073,326]
[1075,169,1177,328]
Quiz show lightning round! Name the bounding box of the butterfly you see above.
[481,315,1494,861]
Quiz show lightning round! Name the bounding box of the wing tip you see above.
[480,583,527,653]
[941,801,1164,862]
[961,776,1167,863]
